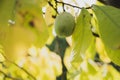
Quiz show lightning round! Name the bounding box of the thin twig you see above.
[62,3,65,12]
[2,54,36,80]
[0,70,20,80]
[54,0,58,11]
[48,1,58,14]
[12,62,36,80]
[56,1,92,9]
[48,0,92,15]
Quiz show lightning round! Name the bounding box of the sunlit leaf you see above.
[2,46,62,80]
[31,17,49,47]
[0,0,15,44]
[103,71,113,80]
[2,0,49,61]
[96,38,111,63]
[90,15,99,36]
[64,47,72,70]
[105,47,120,66]
[0,45,5,61]
[80,71,89,80]
[0,0,15,27]
[3,26,34,61]
[23,47,62,80]
[85,38,96,59]
[45,6,55,26]
[46,26,55,45]
[92,5,120,66]
[16,1,49,47]
[71,8,93,68]
[92,5,120,50]
[1,1,120,80]
[108,65,120,80]
[0,54,5,62]
[87,60,97,75]
[101,65,120,80]
[37,0,48,7]
[67,70,81,80]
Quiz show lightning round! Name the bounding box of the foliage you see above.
[0,0,120,80]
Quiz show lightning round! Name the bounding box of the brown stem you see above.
[56,1,92,9]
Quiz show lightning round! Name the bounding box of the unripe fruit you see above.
[54,12,75,37]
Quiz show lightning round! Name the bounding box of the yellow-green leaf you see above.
[2,1,49,61]
[105,47,120,66]
[0,0,15,27]
[71,8,93,68]
[92,5,120,50]
[0,0,16,44]
[92,5,120,66]
[15,0,49,47]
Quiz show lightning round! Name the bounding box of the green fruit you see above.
[54,12,75,37]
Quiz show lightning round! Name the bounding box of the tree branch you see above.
[0,70,20,80]
[48,0,92,17]
[2,54,36,80]
[48,1,58,14]
[56,1,92,9]
[11,62,36,80]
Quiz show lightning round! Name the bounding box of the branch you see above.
[2,54,36,80]
[56,1,92,9]
[54,0,58,12]
[62,3,65,12]
[0,70,20,80]
[48,0,92,17]
[12,62,36,80]
[48,1,58,14]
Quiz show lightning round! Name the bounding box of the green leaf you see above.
[0,0,16,44]
[87,60,97,75]
[109,66,120,80]
[2,1,49,61]
[71,8,93,68]
[103,71,113,80]
[86,38,96,59]
[105,47,120,66]
[0,0,16,27]
[92,5,120,50]
[80,71,89,80]
[37,0,48,7]
[92,5,120,66]
[15,0,49,47]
